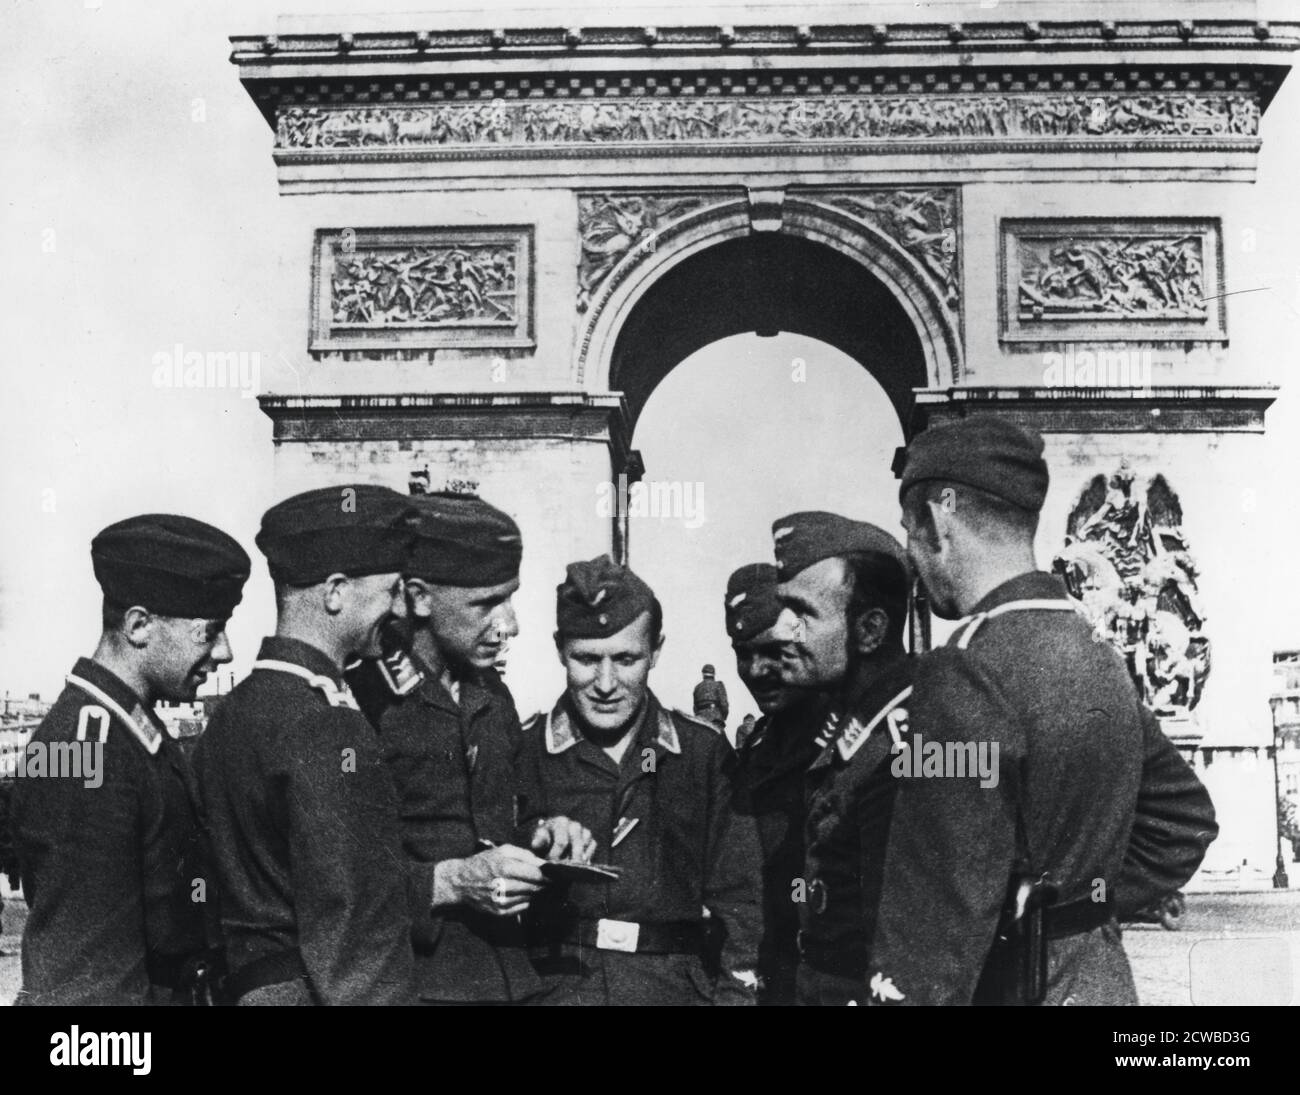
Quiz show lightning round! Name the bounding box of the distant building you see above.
[0,693,49,779]
[1271,652,1300,862]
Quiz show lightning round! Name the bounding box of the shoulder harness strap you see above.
[954,599,1080,651]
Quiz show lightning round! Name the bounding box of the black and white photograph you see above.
[1,0,1297,1057]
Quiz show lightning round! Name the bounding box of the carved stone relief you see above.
[1001,219,1224,342]
[311,228,533,355]
[276,92,1258,151]
[1055,465,1211,724]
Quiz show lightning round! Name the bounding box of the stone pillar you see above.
[261,392,631,714]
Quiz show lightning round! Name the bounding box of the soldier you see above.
[768,514,915,1006]
[197,485,421,1005]
[725,562,827,1006]
[692,664,729,731]
[867,416,1216,1006]
[515,555,762,1005]
[12,514,250,1004]
[347,491,593,1005]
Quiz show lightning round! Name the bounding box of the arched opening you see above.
[619,326,909,740]
[610,232,929,434]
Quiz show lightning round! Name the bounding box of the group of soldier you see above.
[8,414,1218,1006]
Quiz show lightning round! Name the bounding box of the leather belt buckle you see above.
[596,918,640,953]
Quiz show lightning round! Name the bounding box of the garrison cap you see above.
[91,514,251,619]
[556,555,658,639]
[725,563,783,642]
[896,415,1050,514]
[771,511,909,582]
[406,492,522,587]
[256,484,416,585]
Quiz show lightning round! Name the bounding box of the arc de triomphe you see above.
[231,9,1299,878]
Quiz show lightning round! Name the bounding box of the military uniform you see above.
[867,574,1151,1005]
[349,653,542,1003]
[797,653,915,1006]
[198,637,419,1005]
[732,693,827,1005]
[196,484,422,1005]
[1118,702,1217,917]
[516,693,762,1005]
[15,659,216,1004]
[12,512,249,1005]
[692,674,729,730]
[868,417,1211,1006]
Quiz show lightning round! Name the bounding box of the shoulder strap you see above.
[252,659,360,711]
[954,599,1080,650]
[65,673,161,756]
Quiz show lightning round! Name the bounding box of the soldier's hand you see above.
[437,845,546,917]
[530,816,597,863]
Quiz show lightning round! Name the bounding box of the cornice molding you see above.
[230,21,1300,64]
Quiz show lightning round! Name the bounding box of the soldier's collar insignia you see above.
[837,686,913,762]
[546,707,582,754]
[65,673,162,755]
[655,709,682,754]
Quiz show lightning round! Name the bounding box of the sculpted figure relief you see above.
[1019,235,1208,321]
[276,92,1257,150]
[331,245,518,327]
[1055,466,1211,720]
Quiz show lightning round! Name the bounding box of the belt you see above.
[531,918,704,956]
[795,931,868,978]
[225,950,309,1002]
[1041,897,1115,940]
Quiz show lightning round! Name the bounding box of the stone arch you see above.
[576,193,962,432]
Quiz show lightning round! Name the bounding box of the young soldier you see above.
[197,485,421,1005]
[13,514,250,1004]
[769,514,915,1005]
[347,491,592,1005]
[725,562,826,1006]
[868,416,1216,1006]
[516,555,762,1005]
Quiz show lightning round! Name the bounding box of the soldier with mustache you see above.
[768,513,915,1006]
[726,562,827,1005]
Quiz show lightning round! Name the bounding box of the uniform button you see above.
[808,878,828,915]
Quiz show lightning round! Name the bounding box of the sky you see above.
[3,0,1300,723]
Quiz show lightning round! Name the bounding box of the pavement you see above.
[3,888,1298,1005]
[0,888,24,1006]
